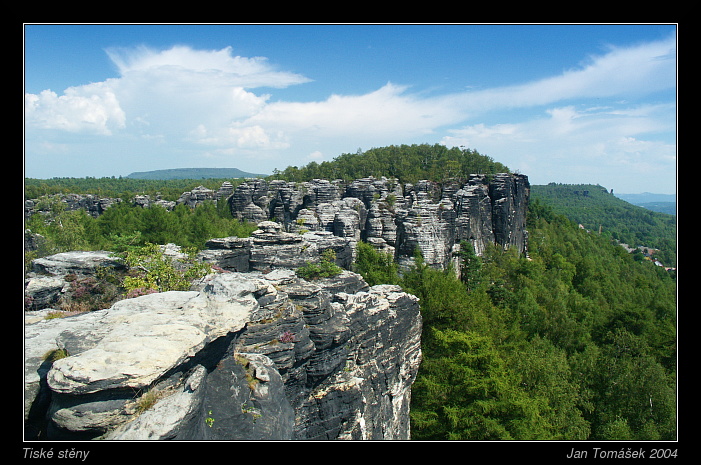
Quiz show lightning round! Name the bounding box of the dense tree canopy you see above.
[355,201,676,440]
[531,184,676,267]
[273,143,510,184]
[24,197,256,261]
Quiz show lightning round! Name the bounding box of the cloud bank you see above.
[25,34,676,191]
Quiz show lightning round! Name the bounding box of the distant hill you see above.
[126,168,268,180]
[614,192,676,215]
[614,192,676,204]
[531,183,676,266]
[632,202,676,215]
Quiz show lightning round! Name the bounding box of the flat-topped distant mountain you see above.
[126,167,269,180]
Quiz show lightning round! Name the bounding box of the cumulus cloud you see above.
[24,35,675,187]
[442,102,676,190]
[25,45,308,140]
[26,36,675,143]
[24,82,126,135]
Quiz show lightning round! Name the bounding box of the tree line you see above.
[25,197,257,262]
[24,177,246,202]
[273,143,510,184]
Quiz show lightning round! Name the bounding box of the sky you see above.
[24,24,677,194]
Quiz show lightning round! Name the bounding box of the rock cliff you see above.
[24,248,421,440]
[229,174,530,268]
[25,174,530,268]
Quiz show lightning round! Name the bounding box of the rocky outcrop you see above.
[195,221,355,273]
[25,174,529,269]
[24,183,234,219]
[23,225,354,313]
[25,195,122,219]
[30,251,126,277]
[230,174,530,268]
[24,268,422,440]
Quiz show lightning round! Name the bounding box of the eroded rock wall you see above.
[230,174,530,268]
[24,266,421,440]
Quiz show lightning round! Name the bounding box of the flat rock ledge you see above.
[24,270,422,441]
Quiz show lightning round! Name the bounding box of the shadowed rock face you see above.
[24,268,422,440]
[229,174,530,269]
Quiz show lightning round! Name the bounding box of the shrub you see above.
[43,348,69,362]
[296,249,343,280]
[119,243,211,296]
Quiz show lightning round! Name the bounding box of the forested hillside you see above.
[356,201,677,440]
[531,183,676,267]
[24,177,247,202]
[273,143,510,183]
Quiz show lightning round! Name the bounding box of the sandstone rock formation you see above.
[195,221,355,273]
[25,174,529,269]
[24,269,422,440]
[229,174,530,268]
[24,182,234,219]
[25,195,122,220]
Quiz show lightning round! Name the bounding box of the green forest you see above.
[356,202,676,440]
[272,143,510,183]
[24,144,676,440]
[24,177,246,202]
[531,183,676,267]
[24,196,257,260]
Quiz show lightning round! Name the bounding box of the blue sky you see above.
[24,24,677,193]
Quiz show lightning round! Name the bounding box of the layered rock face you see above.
[25,195,123,220]
[24,259,422,440]
[230,174,530,268]
[195,221,355,273]
[25,175,529,268]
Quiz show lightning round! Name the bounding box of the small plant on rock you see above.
[119,243,211,297]
[42,348,69,362]
[296,249,343,281]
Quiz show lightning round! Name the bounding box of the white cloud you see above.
[24,82,126,135]
[26,37,675,144]
[449,33,676,112]
[244,82,465,140]
[25,45,306,141]
[442,102,676,191]
[106,45,311,89]
[24,35,676,188]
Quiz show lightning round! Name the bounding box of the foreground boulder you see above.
[30,251,125,277]
[24,269,422,440]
